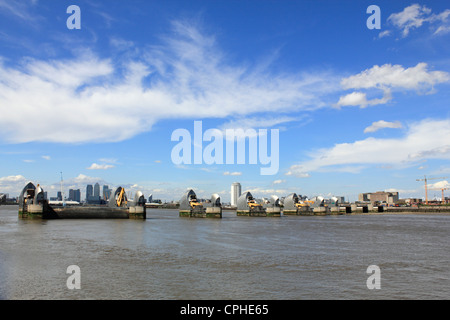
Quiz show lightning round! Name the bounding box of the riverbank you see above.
[161,206,450,216]
[4,204,450,216]
[375,206,450,215]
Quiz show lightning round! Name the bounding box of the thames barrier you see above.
[179,189,222,218]
[13,182,450,220]
[18,182,146,220]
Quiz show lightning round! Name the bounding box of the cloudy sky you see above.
[1,0,449,202]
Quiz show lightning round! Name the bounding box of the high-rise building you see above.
[86,183,102,204]
[86,184,93,201]
[94,183,100,198]
[69,189,74,201]
[57,191,62,201]
[75,189,81,202]
[69,189,81,202]
[231,182,241,207]
[103,185,112,200]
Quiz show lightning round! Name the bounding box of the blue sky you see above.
[1,0,450,202]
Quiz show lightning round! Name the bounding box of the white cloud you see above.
[285,169,310,178]
[58,174,113,197]
[0,0,40,22]
[434,25,450,35]
[42,155,51,160]
[364,120,403,133]
[286,118,450,177]
[219,116,298,131]
[272,179,285,185]
[0,173,115,198]
[0,20,338,144]
[71,174,103,185]
[109,37,135,50]
[87,163,115,170]
[223,171,242,176]
[434,9,450,22]
[245,187,289,197]
[387,4,450,37]
[336,90,392,108]
[408,145,450,160]
[0,175,29,194]
[0,175,28,183]
[388,4,432,37]
[378,30,391,38]
[428,180,450,190]
[336,63,449,108]
[432,9,450,35]
[53,174,106,192]
[341,63,448,91]
[58,174,106,191]
[98,158,118,164]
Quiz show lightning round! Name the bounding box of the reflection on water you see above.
[0,205,449,299]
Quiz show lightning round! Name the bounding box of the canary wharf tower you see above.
[231,182,241,208]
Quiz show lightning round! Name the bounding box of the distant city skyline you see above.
[0,1,449,203]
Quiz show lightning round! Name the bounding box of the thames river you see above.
[0,205,449,300]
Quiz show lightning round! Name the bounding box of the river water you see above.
[0,205,449,300]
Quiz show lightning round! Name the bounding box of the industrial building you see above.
[68,189,81,202]
[359,191,399,204]
[402,198,423,205]
[103,185,112,201]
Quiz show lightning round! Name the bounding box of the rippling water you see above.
[0,205,449,300]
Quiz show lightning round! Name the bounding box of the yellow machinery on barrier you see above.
[248,197,262,209]
[296,201,310,208]
[116,187,127,207]
[190,196,203,209]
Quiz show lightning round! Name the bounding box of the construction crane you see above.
[428,187,448,205]
[416,175,448,205]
